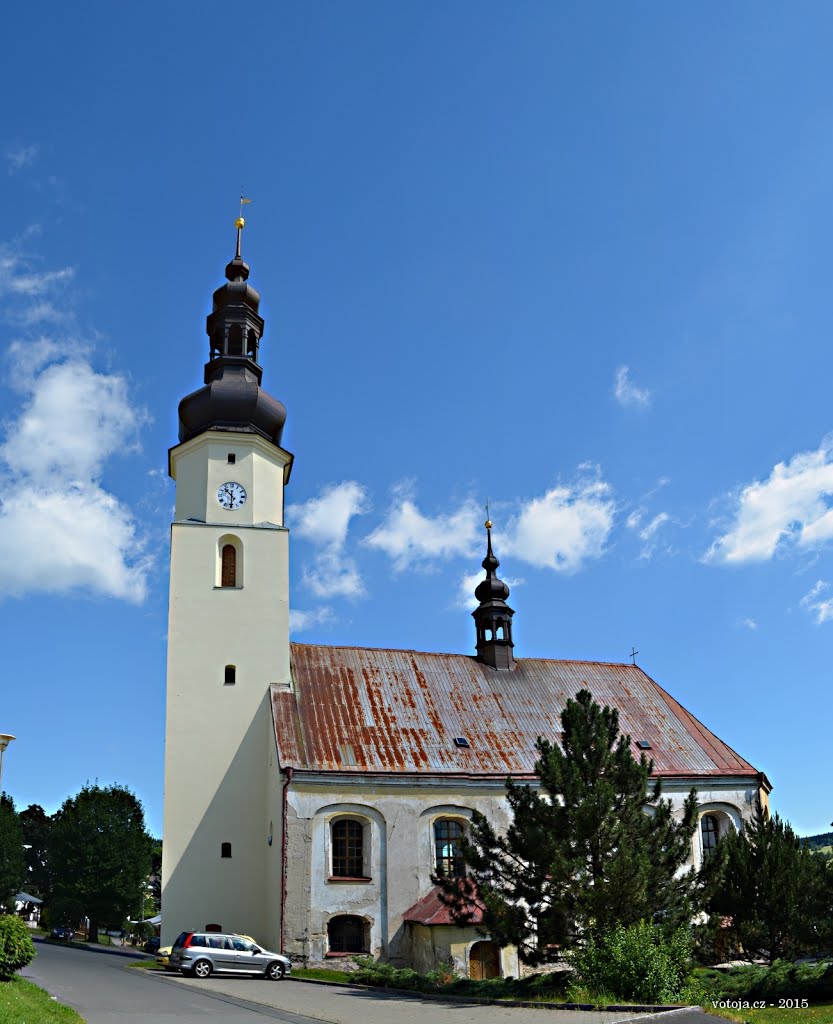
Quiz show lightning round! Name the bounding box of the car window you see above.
[192,934,207,947]
[230,937,248,951]
[173,932,190,948]
[207,936,225,948]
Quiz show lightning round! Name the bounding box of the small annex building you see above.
[161,225,769,978]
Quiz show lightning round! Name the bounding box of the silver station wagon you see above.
[169,931,291,980]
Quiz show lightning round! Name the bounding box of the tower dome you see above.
[178,218,287,445]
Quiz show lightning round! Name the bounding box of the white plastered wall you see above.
[161,431,291,946]
[281,776,758,970]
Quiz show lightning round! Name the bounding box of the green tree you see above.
[48,784,152,943]
[436,689,702,964]
[0,795,25,911]
[705,805,829,963]
[19,804,53,900]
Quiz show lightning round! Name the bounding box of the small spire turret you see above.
[472,518,515,670]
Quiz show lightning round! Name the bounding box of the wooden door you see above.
[469,941,500,979]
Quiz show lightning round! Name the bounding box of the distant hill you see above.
[803,831,833,851]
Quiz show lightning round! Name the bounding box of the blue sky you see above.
[1,3,832,838]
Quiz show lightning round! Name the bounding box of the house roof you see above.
[402,885,483,926]
[271,643,760,780]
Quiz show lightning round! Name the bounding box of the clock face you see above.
[217,481,247,511]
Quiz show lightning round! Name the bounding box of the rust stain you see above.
[271,643,760,781]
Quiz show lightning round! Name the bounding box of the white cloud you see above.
[614,365,651,409]
[287,481,369,599]
[738,617,758,631]
[705,440,833,565]
[0,254,74,297]
[0,346,151,602]
[289,607,334,633]
[800,580,833,625]
[364,488,480,571]
[502,473,616,573]
[4,144,39,174]
[288,481,368,548]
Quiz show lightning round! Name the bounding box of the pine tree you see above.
[706,805,828,963]
[435,688,701,965]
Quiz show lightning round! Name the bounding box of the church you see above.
[160,222,770,978]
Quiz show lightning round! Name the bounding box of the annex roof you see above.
[402,885,483,927]
[271,643,760,780]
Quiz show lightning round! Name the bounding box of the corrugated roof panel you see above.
[270,644,759,779]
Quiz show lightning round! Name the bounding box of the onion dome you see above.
[472,519,515,671]
[178,217,287,446]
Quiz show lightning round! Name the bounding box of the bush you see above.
[697,960,833,1002]
[571,922,693,1004]
[352,956,424,990]
[0,914,36,979]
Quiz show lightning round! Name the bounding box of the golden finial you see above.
[485,499,492,530]
[235,216,246,229]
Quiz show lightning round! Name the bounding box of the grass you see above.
[0,975,86,1023]
[125,959,164,971]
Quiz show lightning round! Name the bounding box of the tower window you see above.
[224,665,236,685]
[227,453,236,464]
[221,842,232,858]
[221,545,237,587]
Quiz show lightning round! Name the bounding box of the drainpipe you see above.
[280,766,293,954]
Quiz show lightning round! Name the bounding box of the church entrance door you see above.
[468,941,500,979]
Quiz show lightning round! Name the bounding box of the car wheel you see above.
[265,961,285,981]
[191,959,212,979]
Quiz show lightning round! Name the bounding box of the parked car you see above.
[50,926,74,941]
[156,944,174,970]
[143,936,161,954]
[169,931,291,980]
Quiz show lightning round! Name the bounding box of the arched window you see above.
[331,819,364,877]
[221,545,237,587]
[434,819,465,877]
[327,915,366,954]
[221,842,232,858]
[701,814,720,859]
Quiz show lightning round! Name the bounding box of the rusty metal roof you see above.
[271,643,759,780]
[402,885,483,926]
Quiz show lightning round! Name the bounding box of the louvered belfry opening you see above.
[221,544,237,587]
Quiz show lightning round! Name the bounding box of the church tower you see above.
[473,519,515,670]
[161,219,292,946]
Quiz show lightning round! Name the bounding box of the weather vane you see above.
[237,188,252,228]
[485,499,491,530]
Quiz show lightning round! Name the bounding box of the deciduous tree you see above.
[436,688,702,964]
[49,784,152,943]
[0,795,25,911]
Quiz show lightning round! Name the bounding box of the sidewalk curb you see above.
[35,936,151,961]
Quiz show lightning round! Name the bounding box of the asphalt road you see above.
[24,941,721,1024]
[24,942,324,1024]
